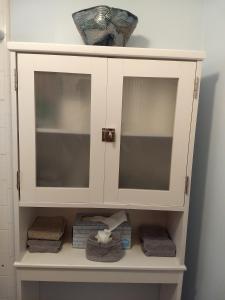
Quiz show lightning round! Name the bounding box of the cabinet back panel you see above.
[32,208,168,235]
[119,136,172,190]
[35,72,91,133]
[39,282,159,300]
[121,77,177,137]
[36,132,90,188]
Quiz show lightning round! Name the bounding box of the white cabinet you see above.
[16,50,198,209]
[9,43,205,300]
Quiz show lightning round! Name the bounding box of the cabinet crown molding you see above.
[8,42,206,61]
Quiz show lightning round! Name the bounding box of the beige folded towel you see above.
[28,216,65,241]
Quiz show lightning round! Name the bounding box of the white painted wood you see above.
[9,44,204,300]
[18,200,185,211]
[104,59,196,207]
[0,72,4,99]
[179,61,203,263]
[0,156,7,180]
[17,53,107,204]
[15,242,185,272]
[0,180,7,205]
[0,253,9,275]
[17,268,183,284]
[0,127,6,154]
[0,230,9,253]
[10,51,21,262]
[0,205,8,229]
[10,49,24,281]
[0,101,6,127]
[0,276,9,297]
[8,42,206,61]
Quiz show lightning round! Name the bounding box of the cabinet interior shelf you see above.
[36,128,173,139]
[15,242,185,272]
[36,128,90,135]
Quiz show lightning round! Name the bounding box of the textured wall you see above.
[0,0,15,299]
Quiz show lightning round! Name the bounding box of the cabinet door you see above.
[17,54,107,204]
[104,58,196,208]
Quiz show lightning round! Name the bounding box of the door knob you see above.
[0,30,5,41]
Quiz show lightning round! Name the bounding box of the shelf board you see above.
[15,242,185,271]
[18,201,185,211]
[8,42,206,61]
[37,128,89,135]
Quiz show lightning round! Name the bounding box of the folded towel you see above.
[140,225,176,257]
[86,232,124,262]
[27,239,63,253]
[28,216,66,241]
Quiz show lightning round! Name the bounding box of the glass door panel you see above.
[119,77,178,190]
[18,53,107,204]
[104,58,196,207]
[35,71,91,188]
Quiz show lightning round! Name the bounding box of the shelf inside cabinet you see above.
[15,242,185,272]
[37,128,89,135]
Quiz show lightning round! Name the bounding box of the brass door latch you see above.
[102,128,116,142]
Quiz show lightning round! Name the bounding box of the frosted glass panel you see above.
[35,72,91,187]
[119,77,178,190]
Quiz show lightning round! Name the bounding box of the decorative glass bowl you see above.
[72,6,138,46]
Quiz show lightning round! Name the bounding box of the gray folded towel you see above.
[86,232,124,262]
[27,239,63,253]
[140,225,176,257]
[28,216,66,241]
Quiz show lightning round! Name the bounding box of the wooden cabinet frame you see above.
[8,42,205,300]
[15,50,200,210]
[104,59,196,207]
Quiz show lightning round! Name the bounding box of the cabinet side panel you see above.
[10,51,21,259]
[181,61,202,262]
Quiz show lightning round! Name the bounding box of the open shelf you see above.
[15,242,185,271]
[16,206,185,284]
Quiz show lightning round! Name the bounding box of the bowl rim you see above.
[72,5,138,21]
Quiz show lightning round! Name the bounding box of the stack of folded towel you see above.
[27,216,66,253]
[140,225,176,257]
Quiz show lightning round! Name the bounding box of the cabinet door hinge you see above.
[17,170,20,192]
[14,68,18,91]
[193,77,200,99]
[185,176,190,195]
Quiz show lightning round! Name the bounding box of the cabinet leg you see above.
[16,277,22,300]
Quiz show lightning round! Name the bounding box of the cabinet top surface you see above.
[8,42,205,61]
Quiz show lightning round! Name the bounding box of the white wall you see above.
[0,0,15,299]
[11,1,225,300]
[183,1,225,299]
[11,0,205,49]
